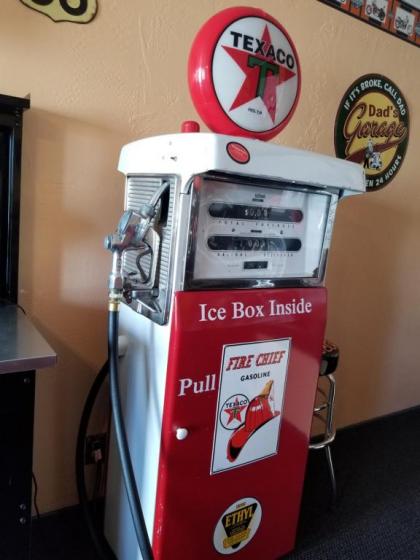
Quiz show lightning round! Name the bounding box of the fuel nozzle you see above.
[105,209,149,253]
[104,181,170,308]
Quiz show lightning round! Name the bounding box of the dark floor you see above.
[31,406,420,559]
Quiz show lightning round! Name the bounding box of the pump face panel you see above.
[121,173,338,325]
[188,177,333,286]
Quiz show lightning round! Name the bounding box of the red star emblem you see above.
[223,25,296,123]
[224,397,248,425]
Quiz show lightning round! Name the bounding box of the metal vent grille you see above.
[123,175,175,293]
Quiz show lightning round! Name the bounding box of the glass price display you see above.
[192,179,331,282]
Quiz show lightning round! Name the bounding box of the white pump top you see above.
[118,132,365,196]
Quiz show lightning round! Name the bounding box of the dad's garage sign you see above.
[20,0,97,23]
[335,74,409,191]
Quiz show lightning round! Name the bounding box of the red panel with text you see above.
[153,287,326,560]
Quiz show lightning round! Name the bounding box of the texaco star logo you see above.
[224,397,248,426]
[188,7,301,139]
[220,394,250,430]
[223,25,296,123]
[212,15,300,134]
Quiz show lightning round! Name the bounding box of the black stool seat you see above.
[320,340,339,376]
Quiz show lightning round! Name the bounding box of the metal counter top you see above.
[0,304,57,374]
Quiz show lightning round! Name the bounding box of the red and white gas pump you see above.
[103,7,365,560]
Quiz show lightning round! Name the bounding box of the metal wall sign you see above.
[335,74,409,191]
[318,0,420,48]
[19,0,97,24]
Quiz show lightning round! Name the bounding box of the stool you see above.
[309,340,339,505]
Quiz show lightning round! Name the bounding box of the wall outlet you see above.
[85,433,107,465]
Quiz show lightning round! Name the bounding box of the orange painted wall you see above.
[1,0,419,512]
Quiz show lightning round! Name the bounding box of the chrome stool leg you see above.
[325,373,337,505]
[325,445,337,506]
[309,373,337,507]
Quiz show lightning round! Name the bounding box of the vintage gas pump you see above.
[103,7,365,560]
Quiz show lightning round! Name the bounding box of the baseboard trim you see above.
[337,402,420,435]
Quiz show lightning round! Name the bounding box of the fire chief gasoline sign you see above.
[335,74,409,191]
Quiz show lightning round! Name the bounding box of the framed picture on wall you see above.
[318,0,420,47]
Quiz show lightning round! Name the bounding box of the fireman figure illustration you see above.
[364,138,382,170]
[227,380,280,462]
[364,138,374,169]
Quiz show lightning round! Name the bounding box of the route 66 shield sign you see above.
[20,0,98,24]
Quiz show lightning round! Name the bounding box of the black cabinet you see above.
[0,94,30,304]
[0,371,35,560]
[0,95,40,560]
[0,303,56,560]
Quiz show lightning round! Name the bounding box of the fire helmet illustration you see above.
[227,380,280,461]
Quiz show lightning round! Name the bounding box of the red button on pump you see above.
[226,142,250,164]
[181,120,200,133]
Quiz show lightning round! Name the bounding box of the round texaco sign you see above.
[188,7,301,140]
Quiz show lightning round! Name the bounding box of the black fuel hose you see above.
[108,308,154,560]
[76,361,116,560]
